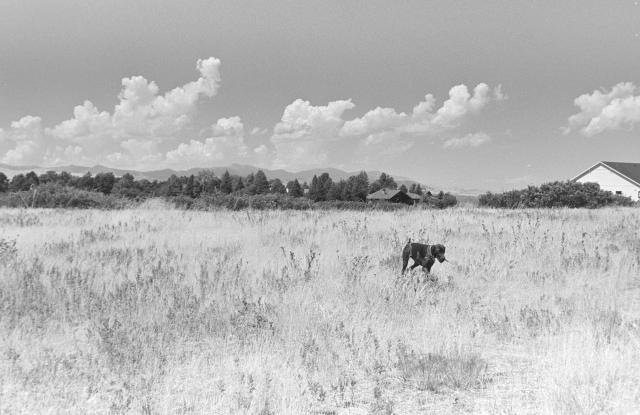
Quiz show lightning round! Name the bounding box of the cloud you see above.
[565,82,640,136]
[0,116,46,165]
[1,70,504,172]
[443,132,492,149]
[164,117,248,168]
[340,107,407,136]
[269,83,503,169]
[50,57,221,146]
[253,144,268,155]
[270,99,355,169]
[340,83,504,138]
[0,58,224,168]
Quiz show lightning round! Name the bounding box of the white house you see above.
[572,161,640,201]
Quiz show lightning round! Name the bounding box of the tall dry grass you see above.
[1,206,639,414]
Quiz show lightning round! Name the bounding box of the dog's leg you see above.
[425,257,435,273]
[401,244,410,274]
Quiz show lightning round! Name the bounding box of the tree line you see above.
[0,169,434,203]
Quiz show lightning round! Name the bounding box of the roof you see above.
[366,188,422,201]
[367,188,402,200]
[573,161,640,187]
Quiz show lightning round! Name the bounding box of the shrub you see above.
[314,200,406,211]
[172,194,313,211]
[422,193,458,209]
[478,181,634,209]
[0,184,128,209]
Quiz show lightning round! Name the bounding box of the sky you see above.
[1,0,640,190]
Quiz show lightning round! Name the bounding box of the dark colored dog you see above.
[402,240,447,274]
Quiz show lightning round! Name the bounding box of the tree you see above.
[162,174,182,197]
[59,171,72,185]
[409,183,424,195]
[308,175,321,201]
[369,172,397,193]
[0,172,8,192]
[39,171,59,184]
[10,174,30,191]
[137,179,155,197]
[286,179,303,197]
[245,173,255,186]
[317,173,333,201]
[233,176,245,193]
[94,172,116,194]
[221,170,233,194]
[353,171,369,201]
[327,180,346,200]
[78,172,94,190]
[25,171,39,188]
[340,171,369,201]
[112,173,141,198]
[254,170,269,194]
[184,175,196,197]
[399,184,408,193]
[197,170,220,194]
[270,178,286,194]
[192,178,202,197]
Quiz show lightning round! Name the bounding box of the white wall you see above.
[576,165,640,201]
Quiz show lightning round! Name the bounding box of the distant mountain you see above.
[0,162,415,184]
[0,162,484,195]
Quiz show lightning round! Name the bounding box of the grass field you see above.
[1,204,640,414]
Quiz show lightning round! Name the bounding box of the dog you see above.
[401,239,447,274]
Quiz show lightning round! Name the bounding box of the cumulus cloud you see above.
[270,99,355,169]
[164,117,248,168]
[565,82,640,136]
[340,107,407,136]
[443,132,492,149]
[2,70,503,171]
[340,83,504,138]
[0,57,225,168]
[269,83,503,169]
[1,116,46,165]
[54,57,221,145]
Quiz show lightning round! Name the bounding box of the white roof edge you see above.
[601,162,640,187]
[573,161,640,187]
[571,161,603,181]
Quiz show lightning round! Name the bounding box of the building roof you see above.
[573,161,640,187]
[367,188,402,200]
[366,188,422,201]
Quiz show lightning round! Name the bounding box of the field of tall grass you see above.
[1,204,640,414]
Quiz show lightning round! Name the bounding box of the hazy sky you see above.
[1,0,640,190]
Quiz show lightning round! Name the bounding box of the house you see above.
[572,161,640,201]
[366,188,421,205]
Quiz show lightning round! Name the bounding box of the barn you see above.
[572,161,640,201]
[366,189,422,205]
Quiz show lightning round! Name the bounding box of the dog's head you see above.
[430,244,447,263]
